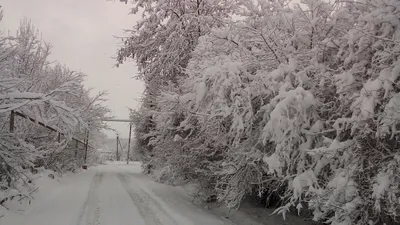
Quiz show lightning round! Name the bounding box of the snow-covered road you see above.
[2,163,259,225]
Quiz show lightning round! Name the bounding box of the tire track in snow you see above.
[117,173,178,225]
[122,173,233,225]
[74,172,103,225]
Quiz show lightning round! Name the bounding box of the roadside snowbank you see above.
[179,182,312,225]
[0,167,90,221]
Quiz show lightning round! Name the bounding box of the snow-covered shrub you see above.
[264,0,400,224]
[0,133,36,192]
[122,0,400,224]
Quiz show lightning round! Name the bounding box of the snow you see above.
[372,172,390,201]
[262,87,316,144]
[159,92,179,103]
[195,81,207,108]
[173,134,183,142]
[292,170,318,200]
[97,167,147,225]
[335,71,355,94]
[307,139,354,159]
[379,68,393,98]
[328,172,358,203]
[310,120,324,133]
[1,169,96,225]
[360,96,375,119]
[380,93,400,137]
[1,163,311,225]
[262,153,282,175]
[392,59,400,81]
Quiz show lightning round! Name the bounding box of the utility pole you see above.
[127,123,132,164]
[116,135,119,161]
[118,137,124,159]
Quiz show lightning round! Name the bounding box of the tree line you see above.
[0,9,109,207]
[119,0,400,224]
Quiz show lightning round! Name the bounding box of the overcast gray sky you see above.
[0,0,144,138]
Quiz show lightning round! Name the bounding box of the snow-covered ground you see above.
[1,162,310,225]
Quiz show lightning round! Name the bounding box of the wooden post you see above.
[10,110,15,133]
[127,123,132,164]
[116,135,119,161]
[84,129,89,164]
[75,139,79,160]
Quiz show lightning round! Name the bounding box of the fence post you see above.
[10,110,15,133]
[75,139,79,160]
[116,135,119,161]
[127,123,132,164]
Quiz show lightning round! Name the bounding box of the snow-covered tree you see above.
[126,0,400,224]
[0,16,110,207]
[117,0,237,83]
[120,0,240,179]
